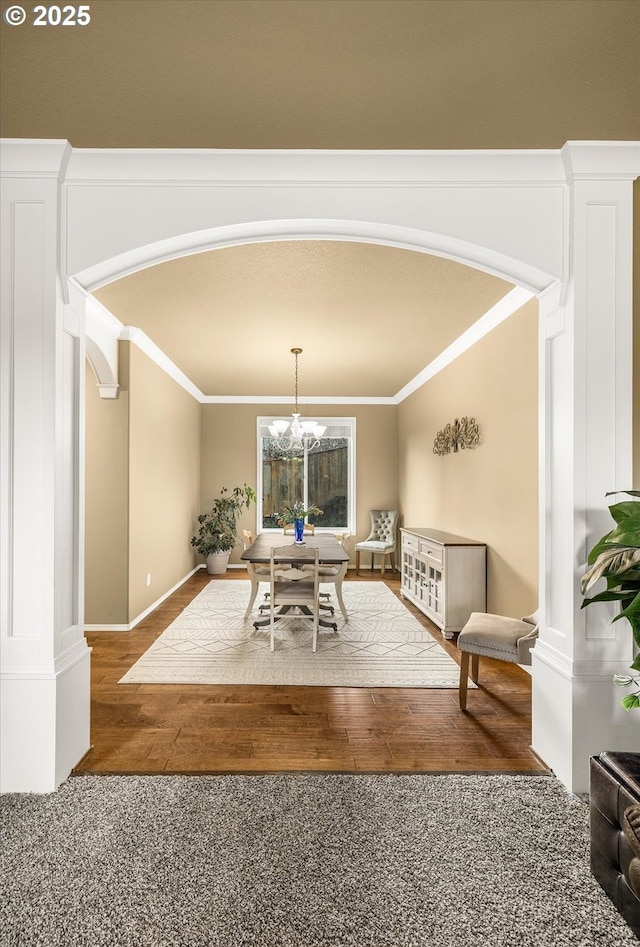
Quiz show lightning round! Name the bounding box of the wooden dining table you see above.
[241,532,349,565]
[240,532,350,629]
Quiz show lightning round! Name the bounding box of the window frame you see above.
[256,416,356,534]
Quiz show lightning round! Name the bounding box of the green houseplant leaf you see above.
[581,546,640,591]
[581,490,640,712]
[190,484,256,557]
[621,693,640,711]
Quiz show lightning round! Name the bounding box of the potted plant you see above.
[278,501,323,544]
[191,484,256,574]
[581,489,640,710]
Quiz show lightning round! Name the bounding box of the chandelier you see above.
[268,348,326,452]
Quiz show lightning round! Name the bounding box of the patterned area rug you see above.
[119,580,469,688]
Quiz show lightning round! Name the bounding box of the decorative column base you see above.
[1,643,91,793]
[532,644,640,794]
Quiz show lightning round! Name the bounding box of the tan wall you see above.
[200,403,398,565]
[84,355,129,624]
[398,299,539,617]
[127,344,201,621]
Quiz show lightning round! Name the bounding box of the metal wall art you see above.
[433,416,480,456]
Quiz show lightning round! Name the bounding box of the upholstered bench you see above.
[456,610,538,710]
[590,751,640,937]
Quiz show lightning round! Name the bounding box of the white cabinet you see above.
[400,528,486,638]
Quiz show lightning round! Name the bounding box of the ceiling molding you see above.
[82,287,535,407]
[118,326,204,402]
[0,138,72,180]
[561,141,640,182]
[394,286,537,403]
[64,146,569,186]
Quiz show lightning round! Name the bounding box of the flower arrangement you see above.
[278,501,324,526]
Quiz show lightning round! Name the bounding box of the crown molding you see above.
[561,141,640,182]
[63,146,568,186]
[87,285,533,407]
[6,139,637,187]
[0,138,72,180]
[394,286,536,402]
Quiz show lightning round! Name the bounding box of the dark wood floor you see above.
[75,569,549,775]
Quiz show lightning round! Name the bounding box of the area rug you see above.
[119,581,469,688]
[1,772,635,947]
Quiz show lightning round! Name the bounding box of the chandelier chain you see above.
[266,347,326,454]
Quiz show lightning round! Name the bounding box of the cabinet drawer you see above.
[402,533,420,551]
[419,540,443,563]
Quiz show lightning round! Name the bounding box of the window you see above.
[257,417,355,532]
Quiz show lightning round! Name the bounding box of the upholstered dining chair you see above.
[242,529,271,620]
[457,610,539,710]
[269,545,322,652]
[355,510,399,574]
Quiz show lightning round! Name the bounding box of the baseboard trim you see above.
[85,561,361,632]
[85,564,204,632]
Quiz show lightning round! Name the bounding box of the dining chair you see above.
[317,561,348,621]
[355,511,398,573]
[283,523,315,536]
[336,532,351,550]
[269,545,322,651]
[457,610,539,710]
[316,532,351,621]
[242,529,271,620]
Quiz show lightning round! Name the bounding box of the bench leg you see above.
[459,651,470,710]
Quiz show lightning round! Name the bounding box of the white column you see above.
[532,142,640,793]
[1,140,91,792]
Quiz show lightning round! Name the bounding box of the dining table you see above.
[240,532,350,629]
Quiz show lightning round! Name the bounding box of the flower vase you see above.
[293,518,305,543]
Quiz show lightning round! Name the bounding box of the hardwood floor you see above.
[75,570,549,775]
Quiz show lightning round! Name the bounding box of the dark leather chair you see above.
[590,751,640,937]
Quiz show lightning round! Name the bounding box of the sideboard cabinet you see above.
[400,528,487,638]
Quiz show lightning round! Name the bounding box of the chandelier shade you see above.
[267,348,326,451]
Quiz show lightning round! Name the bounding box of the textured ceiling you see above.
[94,242,512,397]
[2,0,638,149]
[2,0,638,399]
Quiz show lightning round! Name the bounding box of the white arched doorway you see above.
[1,141,638,792]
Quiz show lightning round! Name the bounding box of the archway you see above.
[1,140,637,792]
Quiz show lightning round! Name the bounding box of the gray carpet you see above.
[0,773,634,947]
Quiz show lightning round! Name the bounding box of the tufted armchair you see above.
[355,510,399,574]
